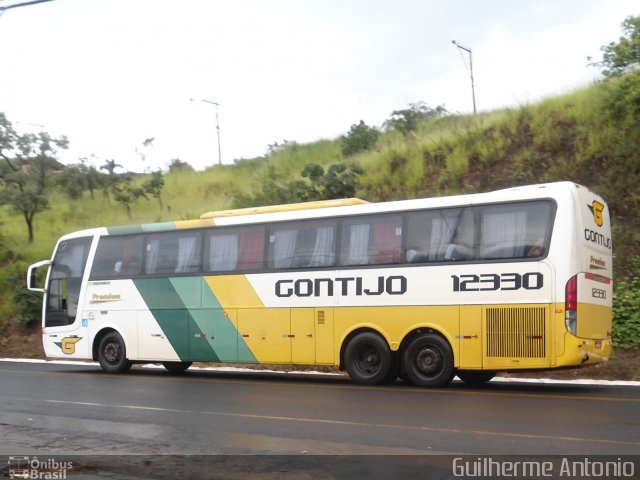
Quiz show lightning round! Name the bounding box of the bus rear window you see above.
[405,201,554,263]
[478,201,553,260]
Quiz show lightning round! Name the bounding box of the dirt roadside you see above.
[2,326,639,381]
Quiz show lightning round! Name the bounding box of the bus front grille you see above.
[485,306,546,358]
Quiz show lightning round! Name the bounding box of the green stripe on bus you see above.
[134,277,220,362]
[107,225,145,235]
[107,222,177,235]
[142,222,177,232]
[133,277,256,363]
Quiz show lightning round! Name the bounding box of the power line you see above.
[0,0,55,13]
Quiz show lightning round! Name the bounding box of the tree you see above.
[383,101,448,136]
[100,159,123,201]
[290,163,364,201]
[266,139,292,156]
[112,176,147,219]
[79,156,101,200]
[341,120,379,157]
[100,158,122,176]
[144,169,165,210]
[55,163,86,200]
[233,163,364,207]
[0,113,68,242]
[593,15,640,77]
[56,158,104,200]
[167,158,194,173]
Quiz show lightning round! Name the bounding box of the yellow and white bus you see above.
[27,181,613,387]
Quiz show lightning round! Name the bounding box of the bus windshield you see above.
[45,237,92,327]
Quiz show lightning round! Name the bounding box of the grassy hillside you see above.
[1,71,639,348]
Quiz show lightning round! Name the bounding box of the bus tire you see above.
[344,332,392,385]
[162,361,192,373]
[97,331,132,373]
[403,333,454,388]
[382,351,401,384]
[457,370,496,385]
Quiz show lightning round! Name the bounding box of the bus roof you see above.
[200,198,368,220]
[62,182,596,239]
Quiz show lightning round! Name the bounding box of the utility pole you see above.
[191,98,222,165]
[452,40,477,114]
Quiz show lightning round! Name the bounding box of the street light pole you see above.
[191,98,222,165]
[452,40,477,114]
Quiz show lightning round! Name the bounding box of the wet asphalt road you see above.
[1,359,639,457]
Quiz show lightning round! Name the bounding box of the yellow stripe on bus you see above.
[204,275,265,309]
[200,198,368,219]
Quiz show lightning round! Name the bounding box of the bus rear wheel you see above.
[382,351,401,384]
[97,331,132,373]
[402,333,454,388]
[457,370,496,385]
[344,332,392,385]
[162,361,192,373]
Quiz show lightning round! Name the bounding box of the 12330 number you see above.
[451,272,543,292]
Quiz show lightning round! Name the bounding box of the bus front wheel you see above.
[344,332,392,385]
[97,331,132,373]
[162,361,192,373]
[403,333,454,388]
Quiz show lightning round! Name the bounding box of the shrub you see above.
[612,256,640,349]
[341,121,379,157]
[9,267,42,328]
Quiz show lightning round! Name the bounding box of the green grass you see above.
[1,72,639,334]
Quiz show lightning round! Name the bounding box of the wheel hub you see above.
[415,347,441,374]
[104,342,120,363]
[357,347,380,373]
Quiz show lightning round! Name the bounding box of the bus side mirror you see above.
[27,259,51,293]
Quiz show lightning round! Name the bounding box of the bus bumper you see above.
[556,333,612,368]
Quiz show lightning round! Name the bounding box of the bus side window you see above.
[372,221,401,264]
[444,244,471,261]
[145,231,201,275]
[206,226,266,272]
[406,208,468,263]
[237,229,265,270]
[527,239,545,257]
[91,235,143,279]
[478,201,552,260]
[340,222,370,265]
[340,215,401,266]
[269,221,336,270]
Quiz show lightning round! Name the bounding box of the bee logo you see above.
[588,200,605,227]
[54,336,82,355]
